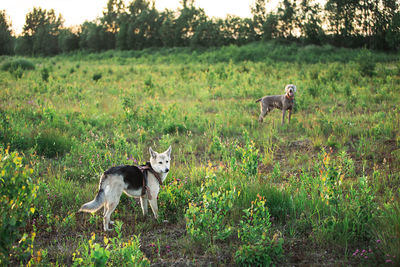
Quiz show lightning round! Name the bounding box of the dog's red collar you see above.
[138,162,163,200]
[139,162,163,185]
[286,94,294,100]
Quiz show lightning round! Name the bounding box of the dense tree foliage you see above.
[2,0,399,55]
[16,7,64,55]
[0,10,14,55]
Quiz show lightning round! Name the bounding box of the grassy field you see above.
[1,42,400,266]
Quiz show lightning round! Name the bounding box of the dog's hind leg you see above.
[103,200,120,231]
[148,198,159,220]
[103,183,123,231]
[258,106,268,123]
[140,196,148,217]
[103,206,114,225]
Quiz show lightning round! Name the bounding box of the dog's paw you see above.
[104,225,113,231]
[163,219,169,223]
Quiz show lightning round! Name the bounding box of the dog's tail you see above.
[255,98,262,103]
[79,189,105,213]
[79,175,106,213]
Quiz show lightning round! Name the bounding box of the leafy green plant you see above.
[0,147,38,265]
[235,195,283,266]
[108,235,150,266]
[231,130,259,178]
[73,225,150,266]
[158,177,192,223]
[316,149,379,246]
[319,148,343,209]
[72,233,110,267]
[185,175,238,247]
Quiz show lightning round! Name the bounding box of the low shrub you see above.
[356,50,375,77]
[185,175,238,247]
[230,130,259,179]
[158,177,192,223]
[0,147,38,265]
[316,149,379,246]
[1,58,35,72]
[41,67,49,82]
[92,73,102,81]
[72,224,150,267]
[235,195,284,266]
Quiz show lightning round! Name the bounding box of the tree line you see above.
[1,0,399,56]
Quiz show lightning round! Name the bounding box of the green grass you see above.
[1,41,399,266]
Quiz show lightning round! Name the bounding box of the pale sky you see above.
[2,0,282,35]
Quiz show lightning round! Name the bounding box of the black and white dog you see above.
[79,146,171,231]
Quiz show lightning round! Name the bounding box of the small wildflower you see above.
[376,239,381,243]
[386,259,392,263]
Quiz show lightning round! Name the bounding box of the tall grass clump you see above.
[374,202,400,265]
[35,129,73,158]
[356,49,376,77]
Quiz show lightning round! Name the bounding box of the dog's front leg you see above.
[288,109,292,124]
[140,196,148,216]
[148,198,159,220]
[282,109,286,124]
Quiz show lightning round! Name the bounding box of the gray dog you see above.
[256,84,297,124]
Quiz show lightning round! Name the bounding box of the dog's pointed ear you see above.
[149,147,157,158]
[166,145,172,157]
